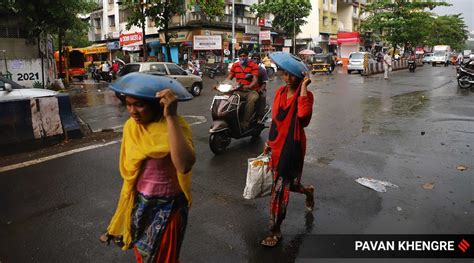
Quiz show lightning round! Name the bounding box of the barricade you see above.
[364,58,423,76]
[0,94,82,150]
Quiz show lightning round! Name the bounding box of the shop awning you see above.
[78,43,108,54]
[337,32,361,44]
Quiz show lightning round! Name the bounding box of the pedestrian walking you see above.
[383,50,392,80]
[100,75,196,263]
[260,52,315,247]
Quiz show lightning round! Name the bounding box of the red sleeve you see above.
[297,91,314,127]
[229,63,237,78]
[271,86,284,120]
[251,62,259,77]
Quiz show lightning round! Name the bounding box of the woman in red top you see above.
[261,70,314,247]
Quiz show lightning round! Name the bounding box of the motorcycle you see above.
[206,63,225,79]
[209,81,271,154]
[408,59,416,72]
[456,60,474,89]
[93,69,112,83]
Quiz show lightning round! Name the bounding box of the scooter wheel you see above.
[457,76,472,89]
[209,72,215,79]
[209,132,230,154]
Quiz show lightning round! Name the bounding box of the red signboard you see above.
[337,32,360,44]
[120,32,143,46]
[258,18,265,27]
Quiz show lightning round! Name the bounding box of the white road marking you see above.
[1,115,207,173]
[0,140,121,173]
[183,115,207,126]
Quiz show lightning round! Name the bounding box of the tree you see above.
[425,14,469,51]
[119,0,151,61]
[2,0,96,79]
[362,0,449,55]
[251,0,311,52]
[120,0,224,62]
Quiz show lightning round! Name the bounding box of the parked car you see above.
[347,52,377,74]
[117,62,203,96]
[0,76,57,101]
[422,53,434,64]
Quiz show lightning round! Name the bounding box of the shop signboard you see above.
[259,30,271,41]
[284,39,293,47]
[107,41,120,50]
[193,35,222,50]
[242,34,259,44]
[245,25,259,34]
[120,32,142,46]
[264,19,272,28]
[258,18,265,27]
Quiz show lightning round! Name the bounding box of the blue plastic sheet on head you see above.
[269,52,308,79]
[110,72,193,101]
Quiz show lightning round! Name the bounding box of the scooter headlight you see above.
[217,84,233,93]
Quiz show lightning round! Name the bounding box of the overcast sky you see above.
[433,0,474,31]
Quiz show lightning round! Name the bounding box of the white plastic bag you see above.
[243,154,273,199]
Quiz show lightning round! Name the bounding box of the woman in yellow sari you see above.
[101,73,195,263]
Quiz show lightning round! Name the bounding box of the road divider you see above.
[0,94,83,149]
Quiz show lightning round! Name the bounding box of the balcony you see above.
[330,4,337,14]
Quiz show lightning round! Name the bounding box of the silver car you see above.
[0,76,57,101]
[347,52,377,74]
[118,62,203,96]
[422,53,433,64]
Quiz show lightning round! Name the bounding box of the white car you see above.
[347,52,377,74]
[0,76,57,101]
[422,53,433,64]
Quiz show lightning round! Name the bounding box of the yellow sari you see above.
[106,116,193,250]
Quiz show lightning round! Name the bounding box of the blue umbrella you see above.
[110,72,193,101]
[269,52,308,79]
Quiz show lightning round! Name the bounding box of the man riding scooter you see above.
[227,48,260,130]
[251,53,268,122]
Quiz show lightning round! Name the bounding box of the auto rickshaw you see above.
[309,54,335,75]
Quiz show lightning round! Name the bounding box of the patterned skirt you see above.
[131,192,188,263]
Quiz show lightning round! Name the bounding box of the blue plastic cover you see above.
[109,72,193,101]
[269,52,308,79]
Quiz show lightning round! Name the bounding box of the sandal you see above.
[99,232,112,245]
[305,186,315,212]
[260,234,282,247]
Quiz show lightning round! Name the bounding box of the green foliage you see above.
[362,0,450,50]
[2,0,96,37]
[188,0,225,21]
[426,14,469,51]
[250,0,311,38]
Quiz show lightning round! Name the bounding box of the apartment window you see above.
[119,9,132,23]
[108,15,115,27]
[353,7,358,14]
[94,18,101,29]
[235,4,244,16]
[108,0,114,3]
[332,18,337,26]
[331,0,335,4]
[323,0,326,4]
[323,16,329,26]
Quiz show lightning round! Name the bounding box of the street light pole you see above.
[293,14,296,54]
[232,0,235,61]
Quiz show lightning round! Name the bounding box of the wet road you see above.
[0,66,473,262]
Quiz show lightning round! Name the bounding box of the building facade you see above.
[87,0,284,64]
